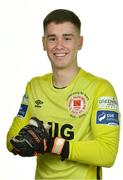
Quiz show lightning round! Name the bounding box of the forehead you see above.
[44,22,79,35]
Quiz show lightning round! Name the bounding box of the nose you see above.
[55,39,64,49]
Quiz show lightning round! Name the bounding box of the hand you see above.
[10,117,50,157]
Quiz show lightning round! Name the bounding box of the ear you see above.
[42,36,46,50]
[78,36,83,50]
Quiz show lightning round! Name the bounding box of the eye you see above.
[64,37,72,41]
[48,37,56,42]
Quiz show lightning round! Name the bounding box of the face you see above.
[43,22,83,70]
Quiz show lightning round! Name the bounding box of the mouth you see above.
[53,53,68,58]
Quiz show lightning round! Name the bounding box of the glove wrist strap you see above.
[51,137,65,155]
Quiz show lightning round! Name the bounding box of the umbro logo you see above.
[35,99,43,108]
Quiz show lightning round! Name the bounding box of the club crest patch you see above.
[67,92,88,117]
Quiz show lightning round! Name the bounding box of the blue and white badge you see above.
[96,110,119,125]
[17,104,28,118]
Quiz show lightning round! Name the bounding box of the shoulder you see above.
[85,70,113,88]
[29,73,52,84]
[25,73,52,91]
[86,71,116,96]
[80,69,116,97]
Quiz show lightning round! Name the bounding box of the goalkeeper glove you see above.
[10,117,50,157]
[11,117,69,160]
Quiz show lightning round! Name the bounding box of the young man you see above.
[7,9,120,179]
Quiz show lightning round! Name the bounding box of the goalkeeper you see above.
[7,9,120,179]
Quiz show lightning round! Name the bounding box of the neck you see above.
[52,66,80,88]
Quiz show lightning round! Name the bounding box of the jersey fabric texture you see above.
[7,68,120,179]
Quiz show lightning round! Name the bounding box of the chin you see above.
[51,61,66,68]
[53,64,67,70]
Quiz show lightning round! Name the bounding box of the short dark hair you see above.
[43,9,81,33]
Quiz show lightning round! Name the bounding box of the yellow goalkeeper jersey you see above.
[7,68,120,179]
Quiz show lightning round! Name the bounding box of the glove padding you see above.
[10,117,50,157]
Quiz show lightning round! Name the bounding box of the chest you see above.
[29,86,95,140]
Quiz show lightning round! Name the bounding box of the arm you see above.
[6,82,31,152]
[68,80,120,167]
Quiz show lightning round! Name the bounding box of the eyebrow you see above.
[63,34,74,37]
[46,34,56,38]
[46,34,74,38]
